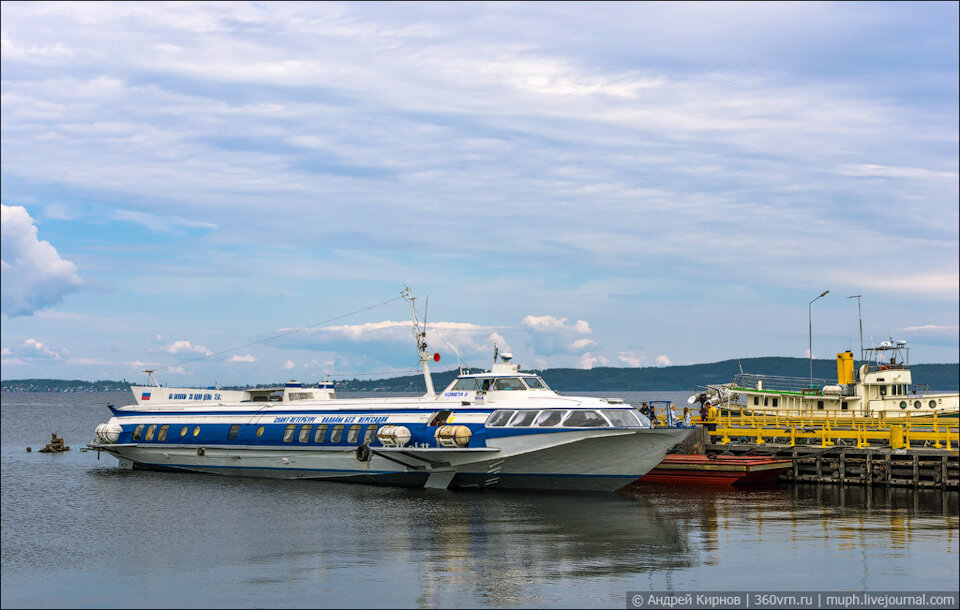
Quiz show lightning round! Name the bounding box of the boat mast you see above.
[403,287,436,397]
[848,294,864,362]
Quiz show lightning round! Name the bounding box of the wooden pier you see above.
[705,442,958,489]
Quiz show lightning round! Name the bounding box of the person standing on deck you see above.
[704,401,719,442]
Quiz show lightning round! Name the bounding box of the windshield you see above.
[493,378,526,391]
[524,377,548,390]
[602,409,642,427]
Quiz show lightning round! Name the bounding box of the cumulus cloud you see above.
[3,338,69,361]
[155,340,213,356]
[1,204,85,316]
[228,354,257,363]
[522,315,596,355]
[578,352,608,369]
[655,355,672,366]
[901,325,960,335]
[618,351,642,367]
[282,360,296,370]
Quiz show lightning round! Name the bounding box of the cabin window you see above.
[493,378,526,391]
[486,410,515,427]
[192,426,201,437]
[282,424,296,442]
[363,425,378,444]
[929,400,937,409]
[914,400,922,409]
[132,424,144,441]
[158,425,169,441]
[144,424,156,441]
[450,378,483,391]
[256,426,265,437]
[879,386,887,396]
[602,409,641,427]
[228,424,241,440]
[298,424,312,443]
[772,398,778,408]
[346,425,361,444]
[763,397,769,406]
[562,410,608,427]
[534,410,565,427]
[841,402,848,410]
[330,424,344,443]
[314,424,328,443]
[899,401,907,409]
[524,377,546,390]
[507,410,539,427]
[180,426,189,437]
[289,392,314,401]
[817,400,824,410]
[753,397,759,406]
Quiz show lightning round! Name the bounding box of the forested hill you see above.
[332,357,959,392]
[3,357,957,393]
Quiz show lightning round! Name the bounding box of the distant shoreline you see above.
[3,357,958,393]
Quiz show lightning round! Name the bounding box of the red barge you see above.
[631,454,793,486]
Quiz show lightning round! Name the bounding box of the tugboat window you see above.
[914,400,921,409]
[929,400,937,408]
[562,410,608,427]
[772,398,778,407]
[282,424,296,442]
[899,401,907,409]
[314,424,328,443]
[228,424,241,440]
[485,410,515,427]
[507,410,539,427]
[330,424,344,443]
[145,424,156,441]
[753,397,759,406]
[347,424,361,444]
[158,425,169,441]
[132,424,144,441]
[534,410,564,427]
[817,401,824,409]
[493,378,526,391]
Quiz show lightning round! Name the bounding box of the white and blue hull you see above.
[96,427,687,492]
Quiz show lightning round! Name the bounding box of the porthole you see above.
[929,400,937,408]
[192,425,201,437]
[180,426,188,437]
[899,401,907,409]
[914,400,922,409]
[256,426,265,437]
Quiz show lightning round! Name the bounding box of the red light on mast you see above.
[433,352,441,362]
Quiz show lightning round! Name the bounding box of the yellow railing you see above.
[650,406,958,450]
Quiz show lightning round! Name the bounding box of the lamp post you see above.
[809,290,829,382]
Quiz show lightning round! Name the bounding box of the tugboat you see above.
[695,340,958,419]
[88,289,689,492]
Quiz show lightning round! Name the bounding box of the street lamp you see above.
[809,290,829,381]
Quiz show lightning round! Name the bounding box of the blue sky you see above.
[2,1,957,385]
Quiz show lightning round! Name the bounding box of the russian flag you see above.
[141,392,151,401]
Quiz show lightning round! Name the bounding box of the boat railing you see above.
[733,373,829,394]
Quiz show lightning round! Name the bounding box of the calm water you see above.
[2,391,957,608]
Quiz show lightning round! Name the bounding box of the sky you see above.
[1,1,958,386]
